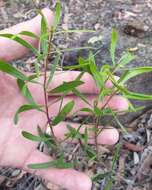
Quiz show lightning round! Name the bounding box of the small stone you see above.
[123,20,148,38]
[94,23,100,30]
[11,169,21,177]
[133,152,140,165]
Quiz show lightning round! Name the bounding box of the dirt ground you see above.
[0,0,152,190]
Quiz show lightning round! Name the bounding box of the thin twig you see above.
[43,27,56,140]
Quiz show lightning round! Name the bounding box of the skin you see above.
[0,8,129,190]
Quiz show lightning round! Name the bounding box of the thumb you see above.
[0,8,53,61]
[23,150,92,190]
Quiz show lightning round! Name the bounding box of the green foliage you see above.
[17,79,35,104]
[28,155,73,169]
[53,0,61,30]
[14,104,43,124]
[0,60,28,81]
[22,130,51,142]
[52,100,75,126]
[110,29,118,65]
[1,1,152,188]
[0,33,40,56]
[48,80,84,94]
[19,31,39,39]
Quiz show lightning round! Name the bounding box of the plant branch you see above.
[43,27,56,141]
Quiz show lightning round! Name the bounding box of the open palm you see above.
[0,8,128,190]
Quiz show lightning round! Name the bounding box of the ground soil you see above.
[0,0,152,190]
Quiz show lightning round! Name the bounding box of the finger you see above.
[23,150,92,190]
[16,110,119,146]
[28,71,119,103]
[48,95,129,116]
[0,113,46,167]
[49,121,119,145]
[46,71,118,94]
[0,8,53,61]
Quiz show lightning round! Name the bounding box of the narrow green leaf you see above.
[63,62,90,70]
[52,100,75,126]
[110,29,118,65]
[37,10,49,56]
[0,60,28,81]
[125,91,152,101]
[88,51,104,88]
[92,172,110,181]
[117,52,136,68]
[19,31,39,39]
[119,66,152,84]
[46,53,60,87]
[55,29,95,35]
[40,11,48,35]
[17,79,35,104]
[84,145,97,159]
[94,105,102,116]
[22,131,50,142]
[111,111,128,134]
[88,51,103,88]
[28,155,73,169]
[80,107,94,114]
[48,80,84,94]
[84,127,88,144]
[78,56,91,73]
[14,104,43,124]
[72,88,92,107]
[103,177,114,190]
[0,34,39,56]
[66,124,81,139]
[37,126,57,149]
[112,144,121,170]
[110,74,152,101]
[53,0,61,30]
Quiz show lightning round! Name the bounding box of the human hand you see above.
[0,8,129,190]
